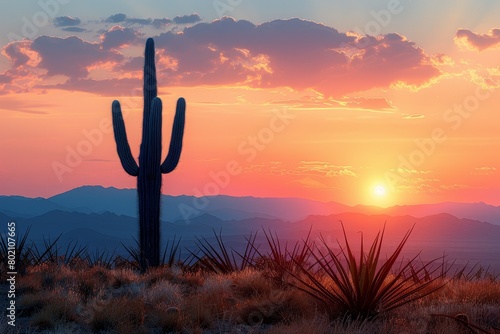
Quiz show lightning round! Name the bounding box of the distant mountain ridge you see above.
[1,206,499,272]
[2,185,351,222]
[1,185,499,225]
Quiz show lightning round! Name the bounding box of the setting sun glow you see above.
[374,185,387,197]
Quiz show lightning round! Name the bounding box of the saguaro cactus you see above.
[111,38,185,270]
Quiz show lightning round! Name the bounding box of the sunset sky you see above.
[0,1,499,206]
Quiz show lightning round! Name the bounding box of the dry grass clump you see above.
[182,275,237,328]
[446,280,500,304]
[18,291,52,317]
[87,295,147,334]
[171,269,205,289]
[30,296,79,330]
[146,279,183,306]
[146,304,184,332]
[141,265,175,286]
[74,267,111,301]
[231,268,274,297]
[109,267,140,288]
[18,263,77,294]
[236,289,316,326]
[20,289,79,330]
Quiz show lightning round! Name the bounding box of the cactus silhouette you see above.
[111,38,185,270]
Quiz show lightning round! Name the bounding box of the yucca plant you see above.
[288,222,447,320]
[123,236,182,270]
[252,227,313,285]
[161,235,182,267]
[0,226,32,276]
[29,236,88,268]
[187,229,258,274]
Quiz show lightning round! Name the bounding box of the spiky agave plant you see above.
[288,223,447,320]
[112,38,185,270]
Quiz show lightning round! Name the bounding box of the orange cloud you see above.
[0,18,441,97]
[455,28,500,51]
[155,19,440,96]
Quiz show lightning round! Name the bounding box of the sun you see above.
[373,184,387,197]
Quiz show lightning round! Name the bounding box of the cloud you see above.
[173,14,201,25]
[471,166,497,175]
[1,35,132,95]
[53,16,81,27]
[151,18,172,28]
[0,17,441,96]
[394,177,442,193]
[244,162,290,176]
[31,35,122,79]
[0,99,55,114]
[0,73,12,84]
[104,13,171,28]
[291,177,329,189]
[43,77,141,96]
[100,26,141,50]
[455,28,500,52]
[243,161,357,178]
[62,27,86,33]
[2,41,31,67]
[403,114,425,119]
[105,13,126,23]
[343,97,395,111]
[439,184,469,190]
[269,95,394,112]
[118,56,144,72]
[154,18,440,96]
[389,168,432,175]
[297,161,357,177]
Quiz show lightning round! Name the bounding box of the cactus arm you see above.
[146,97,163,178]
[111,100,139,176]
[161,97,186,174]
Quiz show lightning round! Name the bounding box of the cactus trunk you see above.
[111,38,185,271]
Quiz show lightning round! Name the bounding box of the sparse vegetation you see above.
[2,225,499,333]
[287,223,448,320]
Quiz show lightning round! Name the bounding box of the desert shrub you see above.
[288,223,446,320]
[110,267,140,288]
[146,304,184,332]
[187,230,258,274]
[252,228,313,287]
[72,266,113,300]
[141,266,174,287]
[18,292,50,317]
[237,289,314,326]
[88,296,147,334]
[182,277,236,329]
[172,270,205,289]
[231,268,274,297]
[146,279,183,306]
[30,296,78,330]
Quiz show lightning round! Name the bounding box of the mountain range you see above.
[2,185,500,225]
[1,186,499,271]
